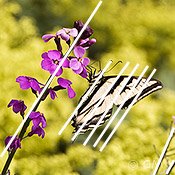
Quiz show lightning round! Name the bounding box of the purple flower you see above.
[28,125,45,138]
[56,28,78,41]
[73,38,96,61]
[28,111,46,138]
[57,78,76,98]
[8,99,27,116]
[69,46,90,78]
[73,46,86,58]
[29,111,46,129]
[74,20,93,39]
[48,88,57,100]
[77,38,96,50]
[41,50,69,76]
[42,28,78,43]
[42,34,55,42]
[5,136,21,151]
[16,76,42,93]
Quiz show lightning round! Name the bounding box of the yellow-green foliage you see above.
[0,0,175,174]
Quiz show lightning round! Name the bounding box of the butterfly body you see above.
[72,70,163,134]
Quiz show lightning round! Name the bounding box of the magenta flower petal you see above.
[8,99,27,116]
[56,29,64,36]
[57,78,76,98]
[67,86,76,98]
[16,76,31,90]
[16,76,42,93]
[29,111,47,129]
[69,58,81,70]
[56,28,78,41]
[74,46,85,58]
[73,66,83,74]
[41,52,50,59]
[41,59,53,71]
[58,77,72,88]
[88,38,96,45]
[32,118,41,127]
[46,61,65,76]
[80,67,88,78]
[61,32,70,41]
[49,89,57,100]
[80,38,96,49]
[49,63,57,73]
[55,67,63,76]
[42,34,55,42]
[41,116,47,128]
[12,102,26,114]
[8,99,18,108]
[69,28,78,37]
[30,79,41,92]
[82,57,90,66]
[41,51,64,77]
[62,58,69,68]
[57,29,70,41]
[28,125,45,138]
[29,111,40,119]
[48,50,62,61]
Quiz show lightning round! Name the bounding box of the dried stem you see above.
[152,127,175,175]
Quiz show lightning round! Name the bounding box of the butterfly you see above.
[71,65,163,134]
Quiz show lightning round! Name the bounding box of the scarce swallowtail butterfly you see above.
[71,65,163,134]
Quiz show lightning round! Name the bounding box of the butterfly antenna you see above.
[105,60,122,73]
[89,60,98,66]
[98,60,101,71]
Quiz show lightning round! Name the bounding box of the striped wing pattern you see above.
[71,75,163,133]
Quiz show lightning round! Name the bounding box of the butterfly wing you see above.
[106,76,163,108]
[72,76,163,133]
[72,77,114,133]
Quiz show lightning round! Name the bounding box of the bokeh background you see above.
[0,0,175,174]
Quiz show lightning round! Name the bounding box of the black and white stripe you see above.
[72,70,163,134]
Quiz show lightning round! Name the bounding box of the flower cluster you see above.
[5,20,95,151]
[28,111,46,138]
[42,20,96,78]
[8,99,27,117]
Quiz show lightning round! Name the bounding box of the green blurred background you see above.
[0,0,175,174]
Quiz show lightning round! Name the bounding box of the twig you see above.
[165,160,175,175]
[152,127,175,175]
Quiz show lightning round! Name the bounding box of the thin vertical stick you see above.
[71,62,136,141]
[98,69,157,151]
[58,60,112,135]
[152,127,175,175]
[83,65,149,146]
[166,160,175,175]
[0,0,103,158]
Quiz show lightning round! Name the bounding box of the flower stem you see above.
[1,101,41,174]
[1,117,31,175]
[1,149,16,175]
